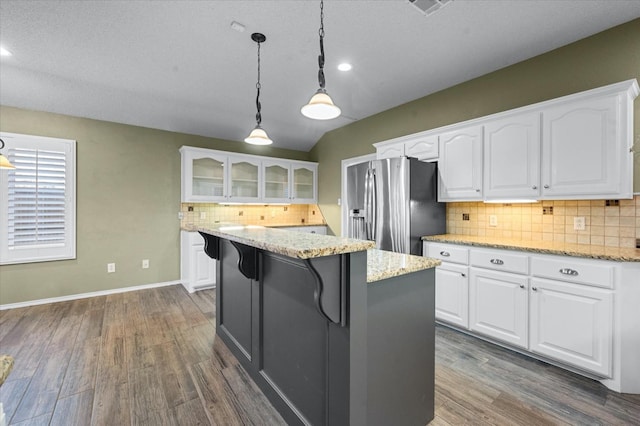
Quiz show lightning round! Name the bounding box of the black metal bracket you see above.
[230,241,258,280]
[305,256,347,327]
[199,232,220,260]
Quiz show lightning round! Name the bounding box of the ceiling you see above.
[1,1,639,152]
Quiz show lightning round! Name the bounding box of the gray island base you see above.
[197,225,440,426]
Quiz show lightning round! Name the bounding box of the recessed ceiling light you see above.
[0,47,12,57]
[338,63,352,72]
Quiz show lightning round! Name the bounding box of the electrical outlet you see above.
[200,211,206,219]
[107,263,116,273]
[142,259,149,269]
[178,212,184,220]
[489,215,498,227]
[573,216,586,231]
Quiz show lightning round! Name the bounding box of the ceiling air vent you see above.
[408,0,453,17]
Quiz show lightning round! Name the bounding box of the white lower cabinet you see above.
[469,269,528,349]
[181,231,216,293]
[529,277,613,377]
[434,263,469,328]
[423,241,638,393]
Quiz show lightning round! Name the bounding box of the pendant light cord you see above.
[317,0,326,90]
[255,41,262,126]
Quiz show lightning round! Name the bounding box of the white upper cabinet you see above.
[405,134,439,160]
[228,155,261,203]
[374,133,439,161]
[483,112,541,200]
[541,95,629,199]
[181,146,318,204]
[181,148,229,202]
[438,125,483,201]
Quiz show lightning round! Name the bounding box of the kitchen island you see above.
[197,224,440,426]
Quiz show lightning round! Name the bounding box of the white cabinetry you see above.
[438,125,483,201]
[541,95,629,199]
[180,146,318,204]
[469,268,528,348]
[422,241,639,392]
[529,277,612,377]
[374,133,439,161]
[180,231,216,293]
[434,79,637,202]
[483,112,541,200]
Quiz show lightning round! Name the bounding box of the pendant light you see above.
[0,138,16,169]
[301,0,341,120]
[245,33,273,145]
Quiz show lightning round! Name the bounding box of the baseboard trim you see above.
[0,280,181,311]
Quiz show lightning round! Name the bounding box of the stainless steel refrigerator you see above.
[346,157,445,255]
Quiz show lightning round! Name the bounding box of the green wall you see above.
[310,18,640,236]
[0,107,309,304]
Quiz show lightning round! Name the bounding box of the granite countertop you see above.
[193,223,375,259]
[367,249,440,283]
[269,223,327,228]
[422,234,640,262]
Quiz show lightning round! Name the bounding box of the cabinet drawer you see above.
[470,249,528,275]
[427,243,469,265]
[531,256,613,289]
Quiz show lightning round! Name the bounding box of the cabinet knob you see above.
[519,284,525,289]
[461,273,466,277]
[532,287,538,291]
[543,184,550,189]
[532,185,537,190]
[439,251,450,257]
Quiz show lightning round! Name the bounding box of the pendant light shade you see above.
[245,33,273,146]
[301,89,341,120]
[0,138,15,169]
[301,0,341,120]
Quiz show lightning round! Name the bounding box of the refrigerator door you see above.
[364,163,377,241]
[374,158,410,253]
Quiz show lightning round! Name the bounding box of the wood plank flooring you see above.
[0,284,638,425]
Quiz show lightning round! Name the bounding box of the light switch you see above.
[574,216,586,231]
[489,215,498,227]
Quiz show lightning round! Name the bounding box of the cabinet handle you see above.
[543,184,550,189]
[532,185,537,190]
[439,251,450,257]
[519,284,525,289]
[490,258,504,265]
[532,287,538,291]
[475,189,481,192]
[559,268,579,276]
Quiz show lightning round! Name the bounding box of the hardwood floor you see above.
[0,285,638,425]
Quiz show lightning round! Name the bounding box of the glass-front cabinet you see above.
[228,156,261,203]
[292,162,317,203]
[181,146,317,204]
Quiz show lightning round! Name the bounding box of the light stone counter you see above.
[192,223,374,259]
[422,234,640,262]
[367,249,440,283]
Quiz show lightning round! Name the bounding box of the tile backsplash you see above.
[180,203,325,228]
[446,195,640,248]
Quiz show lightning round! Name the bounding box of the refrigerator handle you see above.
[364,167,377,241]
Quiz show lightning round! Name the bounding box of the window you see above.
[0,132,76,265]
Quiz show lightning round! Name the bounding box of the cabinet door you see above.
[183,151,228,202]
[262,160,292,203]
[469,268,528,348]
[541,96,621,198]
[434,263,469,328]
[377,143,404,159]
[529,278,612,377]
[438,125,483,201]
[228,155,261,203]
[191,244,216,291]
[405,135,438,161]
[291,162,317,203]
[484,112,541,200]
